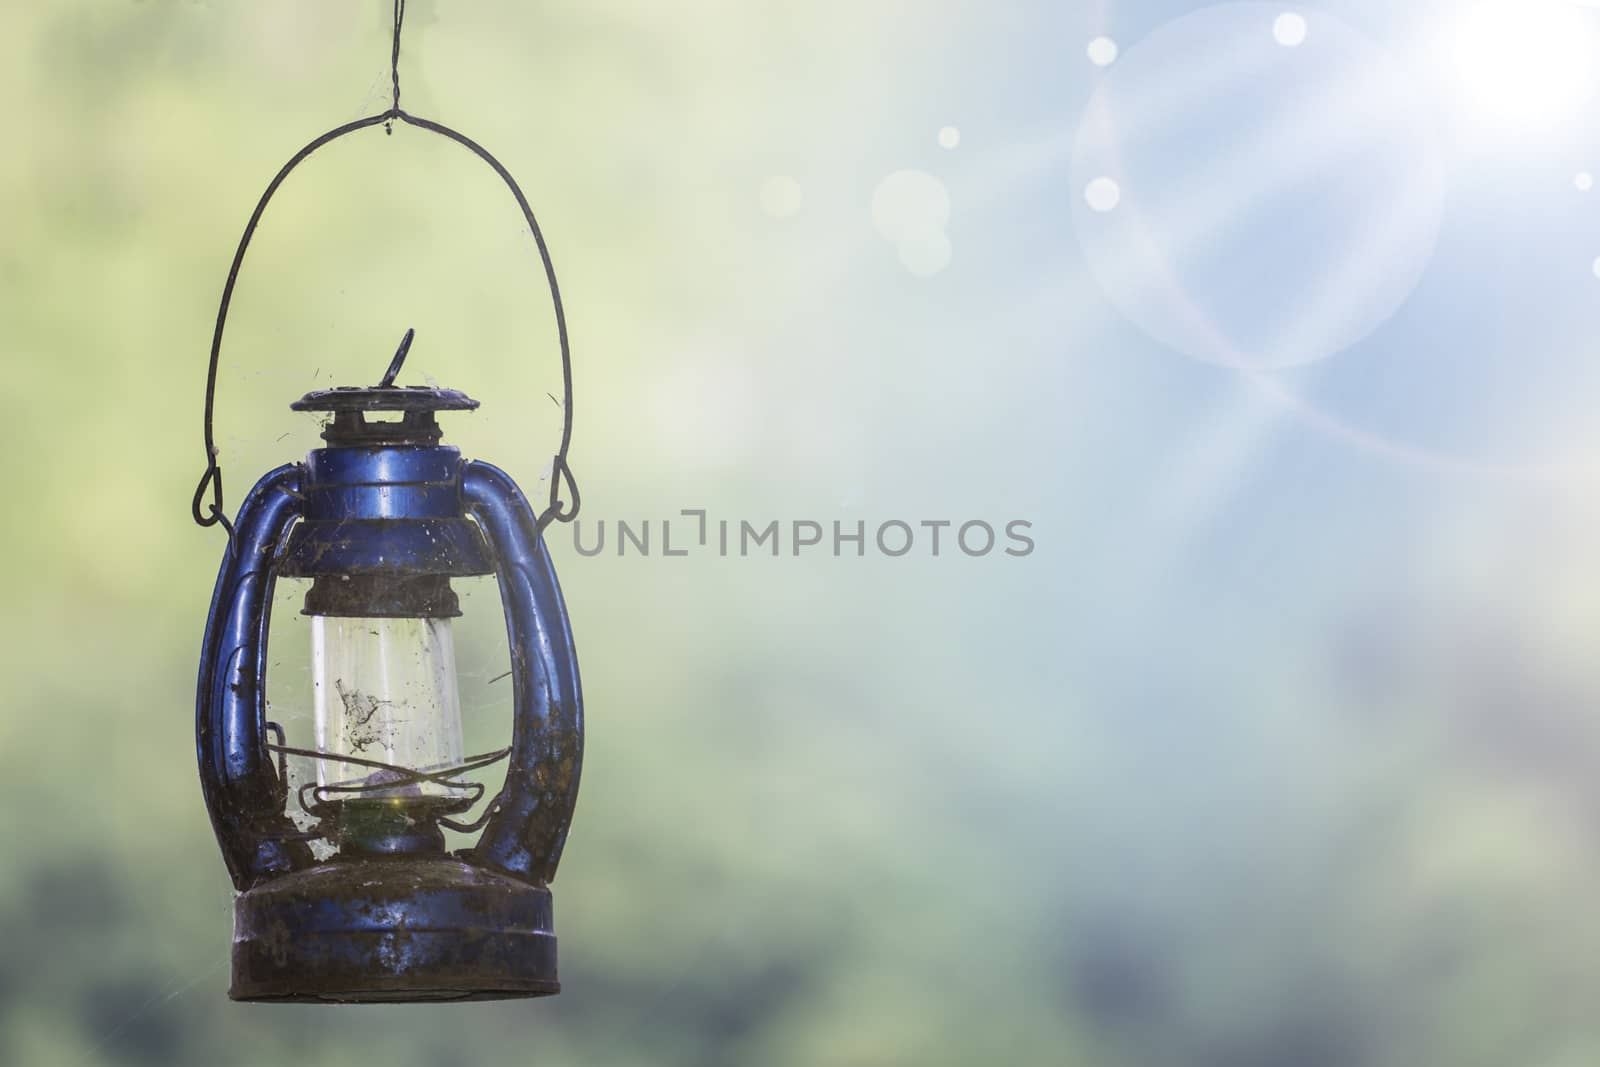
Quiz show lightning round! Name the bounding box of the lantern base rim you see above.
[230,854,559,1003]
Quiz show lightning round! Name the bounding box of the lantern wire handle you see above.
[192,0,580,547]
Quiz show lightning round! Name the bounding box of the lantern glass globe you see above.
[311,615,468,800]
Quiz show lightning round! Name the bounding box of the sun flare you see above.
[1442,2,1599,133]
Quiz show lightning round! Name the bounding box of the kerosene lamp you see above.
[191,2,585,1002]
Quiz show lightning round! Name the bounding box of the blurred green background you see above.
[8,1,1600,1064]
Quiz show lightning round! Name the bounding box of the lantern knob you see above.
[378,327,415,387]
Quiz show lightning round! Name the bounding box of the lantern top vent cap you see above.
[289,329,478,447]
[290,384,479,414]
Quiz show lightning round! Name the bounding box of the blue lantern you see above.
[196,332,582,1002]
[190,3,586,1000]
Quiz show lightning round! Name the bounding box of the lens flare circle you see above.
[1071,3,1444,370]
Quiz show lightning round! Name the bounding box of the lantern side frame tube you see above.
[463,460,584,886]
[197,463,314,890]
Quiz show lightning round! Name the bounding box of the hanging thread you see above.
[387,0,405,130]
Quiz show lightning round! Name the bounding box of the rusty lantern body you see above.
[196,370,583,1002]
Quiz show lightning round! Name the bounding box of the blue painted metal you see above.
[279,515,494,579]
[306,445,470,513]
[279,445,494,578]
[463,461,584,884]
[196,464,312,889]
[197,406,585,1001]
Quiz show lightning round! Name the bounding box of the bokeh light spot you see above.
[1578,172,1595,193]
[760,176,803,219]
[1274,12,1308,47]
[899,232,953,277]
[938,126,961,150]
[1088,36,1120,67]
[1084,177,1122,213]
[872,170,951,242]
[872,170,954,278]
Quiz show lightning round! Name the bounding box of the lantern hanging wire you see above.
[190,0,581,548]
